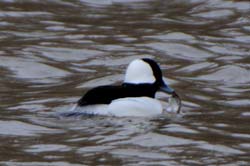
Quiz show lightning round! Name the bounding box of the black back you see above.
[77,83,158,106]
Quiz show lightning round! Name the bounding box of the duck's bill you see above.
[160,83,175,94]
[160,83,182,113]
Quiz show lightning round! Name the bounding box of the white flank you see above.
[108,97,162,117]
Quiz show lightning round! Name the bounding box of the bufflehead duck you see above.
[72,58,181,117]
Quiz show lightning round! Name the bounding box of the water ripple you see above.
[0,0,250,165]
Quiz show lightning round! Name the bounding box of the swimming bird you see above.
[72,58,181,117]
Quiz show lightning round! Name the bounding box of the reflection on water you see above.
[0,0,250,165]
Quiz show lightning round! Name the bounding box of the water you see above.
[0,0,250,165]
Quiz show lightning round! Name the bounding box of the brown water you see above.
[0,0,250,165]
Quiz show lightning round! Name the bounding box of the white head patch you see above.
[124,59,156,84]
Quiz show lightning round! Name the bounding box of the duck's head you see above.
[124,58,175,94]
[124,58,179,98]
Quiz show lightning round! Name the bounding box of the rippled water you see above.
[0,0,250,165]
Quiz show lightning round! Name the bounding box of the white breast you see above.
[71,97,163,117]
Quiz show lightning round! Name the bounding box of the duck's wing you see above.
[77,85,124,106]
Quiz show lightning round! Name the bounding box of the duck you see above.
[71,58,181,117]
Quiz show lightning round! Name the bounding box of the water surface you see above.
[0,0,250,165]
